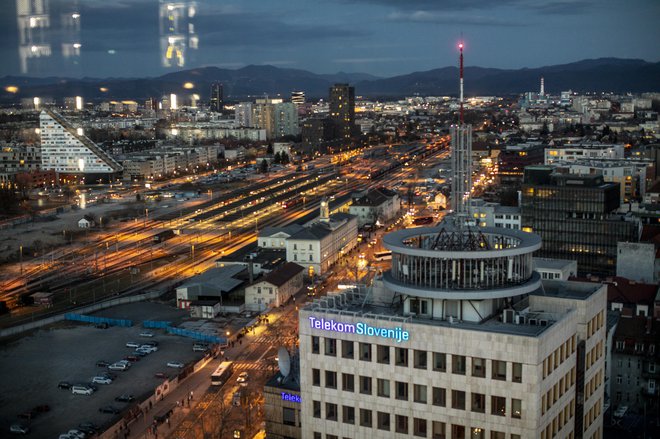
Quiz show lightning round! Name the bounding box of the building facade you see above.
[244,262,304,311]
[329,84,355,143]
[521,166,639,276]
[298,225,607,439]
[40,109,122,180]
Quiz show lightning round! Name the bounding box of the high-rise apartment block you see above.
[329,84,355,142]
[299,225,606,439]
[40,109,122,181]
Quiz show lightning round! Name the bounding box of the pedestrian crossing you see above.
[233,361,273,371]
[249,335,297,345]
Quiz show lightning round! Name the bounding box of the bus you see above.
[211,361,234,386]
[374,251,392,261]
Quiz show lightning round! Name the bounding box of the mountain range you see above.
[1,58,658,103]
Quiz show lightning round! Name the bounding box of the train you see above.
[282,195,303,209]
[153,230,175,243]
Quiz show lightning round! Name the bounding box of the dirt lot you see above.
[0,302,204,437]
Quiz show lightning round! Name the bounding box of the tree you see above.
[273,151,281,164]
[266,143,274,155]
[259,159,269,174]
[0,187,19,213]
[281,152,290,165]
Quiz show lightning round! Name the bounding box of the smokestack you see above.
[540,76,545,96]
[459,42,464,124]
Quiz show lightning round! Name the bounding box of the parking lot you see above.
[0,303,205,437]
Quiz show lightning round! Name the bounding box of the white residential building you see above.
[40,109,122,176]
[533,257,578,281]
[545,143,624,165]
[348,188,401,227]
[244,262,304,311]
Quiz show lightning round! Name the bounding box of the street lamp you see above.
[19,245,23,275]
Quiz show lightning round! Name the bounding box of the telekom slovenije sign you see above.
[308,316,410,343]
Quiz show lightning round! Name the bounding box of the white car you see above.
[166,362,184,368]
[91,376,112,384]
[9,424,29,434]
[236,371,249,386]
[126,342,140,348]
[140,345,158,352]
[68,430,86,439]
[139,331,154,337]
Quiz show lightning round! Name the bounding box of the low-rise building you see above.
[244,262,304,311]
[533,257,578,280]
[175,265,246,309]
[348,188,400,227]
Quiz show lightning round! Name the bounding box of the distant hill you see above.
[1,58,658,103]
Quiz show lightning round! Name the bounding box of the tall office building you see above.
[159,1,198,68]
[329,84,355,143]
[250,100,299,139]
[40,109,122,182]
[521,166,639,276]
[299,225,607,439]
[16,0,81,75]
[210,82,223,112]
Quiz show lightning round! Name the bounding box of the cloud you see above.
[387,11,528,26]
[336,0,593,15]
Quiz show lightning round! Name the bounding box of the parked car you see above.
[9,424,29,434]
[124,355,140,362]
[154,372,167,379]
[139,331,154,337]
[166,361,184,368]
[115,394,135,403]
[139,345,158,352]
[108,363,129,371]
[96,360,110,367]
[78,423,99,434]
[58,381,72,389]
[91,376,112,385]
[99,406,120,414]
[125,341,140,348]
[133,350,148,357]
[67,429,86,439]
[143,340,159,347]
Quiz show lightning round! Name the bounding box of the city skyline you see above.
[0,0,658,78]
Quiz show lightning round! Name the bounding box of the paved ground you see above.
[0,302,204,438]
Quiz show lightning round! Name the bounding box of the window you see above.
[283,407,296,426]
[395,381,409,400]
[471,428,485,439]
[309,254,313,261]
[451,390,466,410]
[360,376,372,394]
[341,340,354,359]
[325,338,336,356]
[395,415,409,434]
[395,347,408,366]
[471,393,486,413]
[414,418,427,437]
[312,368,320,386]
[452,355,466,375]
[512,398,522,419]
[472,357,486,377]
[342,373,354,392]
[326,402,337,421]
[414,384,427,404]
[342,405,355,424]
[492,360,507,380]
[313,400,321,418]
[309,244,312,250]
[311,336,319,354]
[377,345,390,364]
[314,433,321,439]
[359,342,372,361]
[377,378,390,397]
[432,421,446,439]
[616,375,622,384]
[414,350,428,369]
[490,432,505,439]
[433,352,446,372]
[377,412,390,431]
[492,395,506,416]
[451,424,465,439]
[512,362,523,383]
[360,408,372,427]
[432,387,446,406]
[325,370,337,389]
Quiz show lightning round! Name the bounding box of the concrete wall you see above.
[617,242,656,284]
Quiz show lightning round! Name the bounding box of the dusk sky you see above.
[1,0,658,78]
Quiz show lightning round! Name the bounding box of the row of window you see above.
[542,368,576,415]
[311,336,523,382]
[312,389,523,418]
[540,399,575,439]
[583,397,602,432]
[585,369,603,401]
[585,340,604,372]
[586,310,604,339]
[313,422,524,439]
[543,335,576,379]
